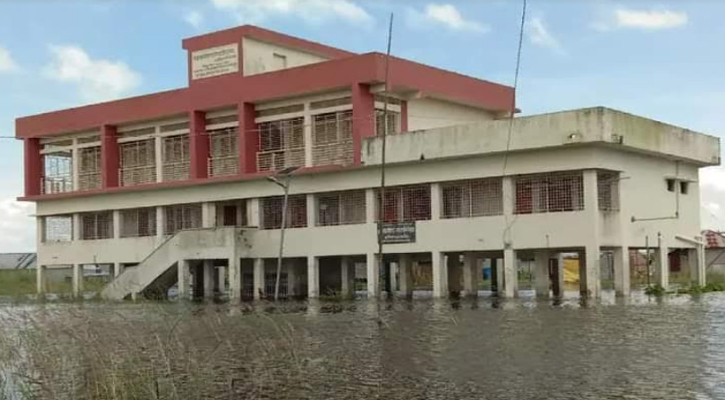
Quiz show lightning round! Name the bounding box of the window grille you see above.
[216,201,248,227]
[256,117,305,172]
[312,111,353,167]
[260,195,307,229]
[120,208,157,237]
[514,172,584,214]
[120,139,156,186]
[316,190,366,226]
[208,128,239,177]
[597,171,620,211]
[441,178,503,219]
[44,216,72,242]
[80,211,113,240]
[42,151,73,194]
[376,184,431,222]
[375,110,400,136]
[265,272,288,299]
[162,135,190,182]
[164,204,202,235]
[78,147,101,191]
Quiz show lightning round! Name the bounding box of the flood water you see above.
[1,291,724,400]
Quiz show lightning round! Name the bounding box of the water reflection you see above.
[0,292,723,399]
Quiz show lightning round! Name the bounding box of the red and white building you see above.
[17,26,719,300]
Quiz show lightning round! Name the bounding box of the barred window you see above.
[208,128,239,177]
[442,178,503,219]
[216,200,248,227]
[164,204,202,235]
[120,139,156,186]
[377,184,431,222]
[121,208,157,238]
[317,190,366,226]
[260,195,307,229]
[162,135,190,182]
[375,110,400,136]
[42,151,73,194]
[80,211,113,240]
[597,171,620,211]
[514,172,584,214]
[43,215,72,242]
[257,117,305,172]
[312,111,353,167]
[78,146,101,191]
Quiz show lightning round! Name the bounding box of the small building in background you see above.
[703,230,725,279]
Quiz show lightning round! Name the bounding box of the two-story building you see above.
[16,25,720,301]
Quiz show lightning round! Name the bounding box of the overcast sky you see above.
[0,0,723,252]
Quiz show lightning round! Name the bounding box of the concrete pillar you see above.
[306,194,315,228]
[365,189,376,224]
[655,241,669,290]
[72,214,81,241]
[36,265,47,295]
[217,266,226,294]
[154,134,163,183]
[430,183,441,221]
[101,125,119,189]
[112,210,121,239]
[389,262,398,293]
[583,169,602,299]
[287,260,299,297]
[24,138,42,197]
[432,251,448,298]
[308,256,319,298]
[156,206,165,237]
[72,264,83,297]
[553,254,565,298]
[689,246,706,287]
[533,251,550,298]
[177,260,190,299]
[229,258,241,300]
[71,140,80,191]
[203,260,215,298]
[447,253,462,294]
[303,103,313,167]
[502,249,516,298]
[248,198,260,228]
[366,252,379,297]
[461,252,477,297]
[253,258,265,300]
[202,202,217,228]
[613,247,631,297]
[398,254,413,298]
[340,257,356,298]
[113,263,123,279]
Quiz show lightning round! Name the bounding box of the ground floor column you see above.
[582,245,601,299]
[432,251,448,298]
[389,262,398,294]
[217,266,226,295]
[308,256,319,299]
[287,260,299,297]
[462,252,477,297]
[36,265,46,295]
[447,253,462,295]
[502,249,516,298]
[113,263,123,279]
[177,260,190,299]
[398,254,413,298]
[340,257,355,298]
[654,241,669,290]
[552,254,565,298]
[367,253,379,298]
[72,264,83,298]
[203,260,215,298]
[253,258,265,300]
[533,251,550,298]
[688,247,706,287]
[229,258,241,300]
[613,247,631,297]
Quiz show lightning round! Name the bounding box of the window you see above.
[162,135,190,182]
[312,111,354,167]
[208,128,239,177]
[78,147,101,191]
[120,139,156,186]
[514,172,584,214]
[317,190,366,226]
[375,110,400,136]
[43,216,73,242]
[377,185,431,222]
[42,151,73,194]
[597,171,620,211]
[666,179,676,192]
[260,195,307,229]
[80,211,113,240]
[257,117,305,172]
[441,178,503,219]
[680,181,689,195]
[121,208,157,238]
[164,204,202,235]
[215,200,247,227]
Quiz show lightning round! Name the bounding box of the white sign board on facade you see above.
[191,43,239,80]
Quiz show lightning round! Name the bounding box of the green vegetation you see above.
[677,282,725,295]
[644,284,667,296]
[0,270,107,298]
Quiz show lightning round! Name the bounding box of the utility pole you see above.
[268,166,300,301]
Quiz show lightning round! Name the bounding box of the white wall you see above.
[242,37,329,76]
[407,98,495,131]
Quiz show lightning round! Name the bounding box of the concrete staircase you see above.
[101,227,245,300]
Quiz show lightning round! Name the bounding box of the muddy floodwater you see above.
[1,291,724,400]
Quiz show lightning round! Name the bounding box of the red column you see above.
[24,138,42,196]
[400,100,409,133]
[238,102,257,174]
[189,110,208,179]
[101,125,119,188]
[352,83,375,165]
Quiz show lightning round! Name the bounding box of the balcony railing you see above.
[208,156,239,178]
[162,161,190,182]
[78,172,101,191]
[120,166,157,187]
[312,139,353,167]
[256,148,305,172]
[41,177,73,195]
